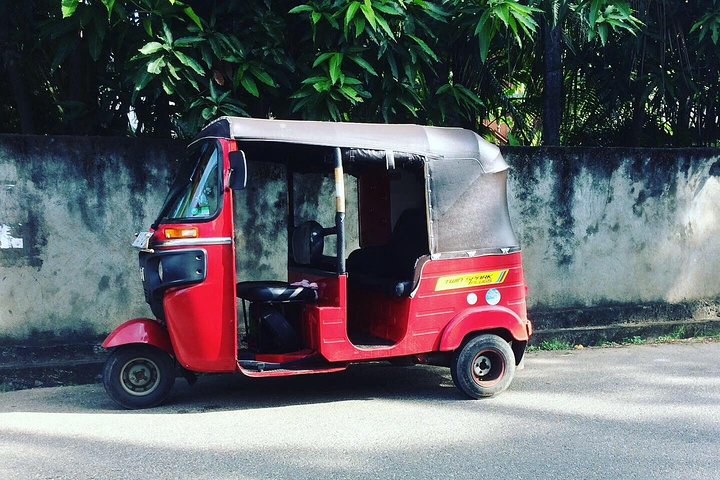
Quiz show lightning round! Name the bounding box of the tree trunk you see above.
[542,20,563,146]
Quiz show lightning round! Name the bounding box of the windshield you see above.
[154,142,221,227]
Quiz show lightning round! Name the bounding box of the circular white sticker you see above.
[485,288,501,305]
[466,293,478,305]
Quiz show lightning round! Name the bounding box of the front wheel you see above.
[103,345,176,409]
[451,334,516,399]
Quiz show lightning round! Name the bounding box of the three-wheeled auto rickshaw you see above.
[102,117,532,409]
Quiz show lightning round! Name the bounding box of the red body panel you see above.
[310,252,528,363]
[155,139,238,373]
[102,318,174,355]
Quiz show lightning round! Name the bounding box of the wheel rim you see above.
[120,357,161,396]
[470,349,505,388]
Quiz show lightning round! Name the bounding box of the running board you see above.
[237,359,347,378]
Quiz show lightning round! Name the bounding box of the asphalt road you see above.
[1,342,718,480]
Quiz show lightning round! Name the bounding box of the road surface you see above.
[1,342,718,479]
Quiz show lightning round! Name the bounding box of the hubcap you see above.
[473,355,492,377]
[120,357,160,396]
[470,350,505,387]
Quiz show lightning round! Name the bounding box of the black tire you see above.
[451,334,515,399]
[103,345,176,409]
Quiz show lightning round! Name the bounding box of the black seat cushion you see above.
[236,281,317,303]
[347,208,428,297]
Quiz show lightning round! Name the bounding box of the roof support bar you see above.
[334,147,346,274]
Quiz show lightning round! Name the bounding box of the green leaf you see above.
[408,35,438,61]
[374,3,401,16]
[325,12,340,29]
[496,5,510,27]
[240,76,260,97]
[88,33,101,62]
[162,22,173,45]
[345,2,361,27]
[387,52,399,79]
[301,76,328,85]
[139,42,164,55]
[313,52,334,68]
[220,103,249,117]
[289,5,314,14]
[162,79,174,95]
[143,19,153,37]
[146,56,166,75]
[436,84,451,95]
[375,14,394,39]
[202,107,215,120]
[397,97,419,117]
[455,84,484,107]
[200,46,213,69]
[250,67,277,87]
[340,86,362,103]
[354,16,366,37]
[134,70,153,92]
[167,62,181,80]
[312,12,322,24]
[183,7,203,30]
[61,0,80,18]
[326,99,341,121]
[100,0,115,20]
[360,4,377,30]
[329,53,344,84]
[174,36,204,48]
[184,72,200,91]
[174,50,204,75]
[289,89,313,99]
[349,55,378,76]
[598,23,608,45]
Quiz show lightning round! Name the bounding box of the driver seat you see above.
[235,280,317,303]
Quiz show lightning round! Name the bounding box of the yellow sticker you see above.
[435,269,509,291]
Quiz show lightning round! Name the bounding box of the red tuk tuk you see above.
[102,118,532,409]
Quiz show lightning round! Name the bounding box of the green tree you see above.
[2,0,719,147]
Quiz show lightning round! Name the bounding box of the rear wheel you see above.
[451,334,515,399]
[103,345,175,409]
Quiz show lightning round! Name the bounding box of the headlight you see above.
[158,261,164,281]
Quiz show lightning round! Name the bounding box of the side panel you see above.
[102,318,173,355]
[320,252,528,363]
[409,252,529,352]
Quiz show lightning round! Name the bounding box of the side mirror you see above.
[229,150,247,190]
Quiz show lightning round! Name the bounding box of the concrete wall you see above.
[1,135,719,342]
[0,135,182,340]
[505,147,720,333]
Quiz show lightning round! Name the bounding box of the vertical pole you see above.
[287,165,295,265]
[334,147,346,274]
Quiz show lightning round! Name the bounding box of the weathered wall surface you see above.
[505,147,720,332]
[0,135,182,340]
[1,135,719,343]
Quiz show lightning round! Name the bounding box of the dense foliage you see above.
[0,0,718,146]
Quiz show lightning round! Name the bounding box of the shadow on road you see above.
[0,362,467,414]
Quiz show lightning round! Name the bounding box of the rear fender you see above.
[438,306,529,352]
[102,318,174,356]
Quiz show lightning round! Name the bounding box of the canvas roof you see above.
[195,117,507,174]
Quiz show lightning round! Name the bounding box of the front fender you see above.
[438,306,529,352]
[102,318,174,356]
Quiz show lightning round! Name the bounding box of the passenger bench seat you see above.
[347,209,429,297]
